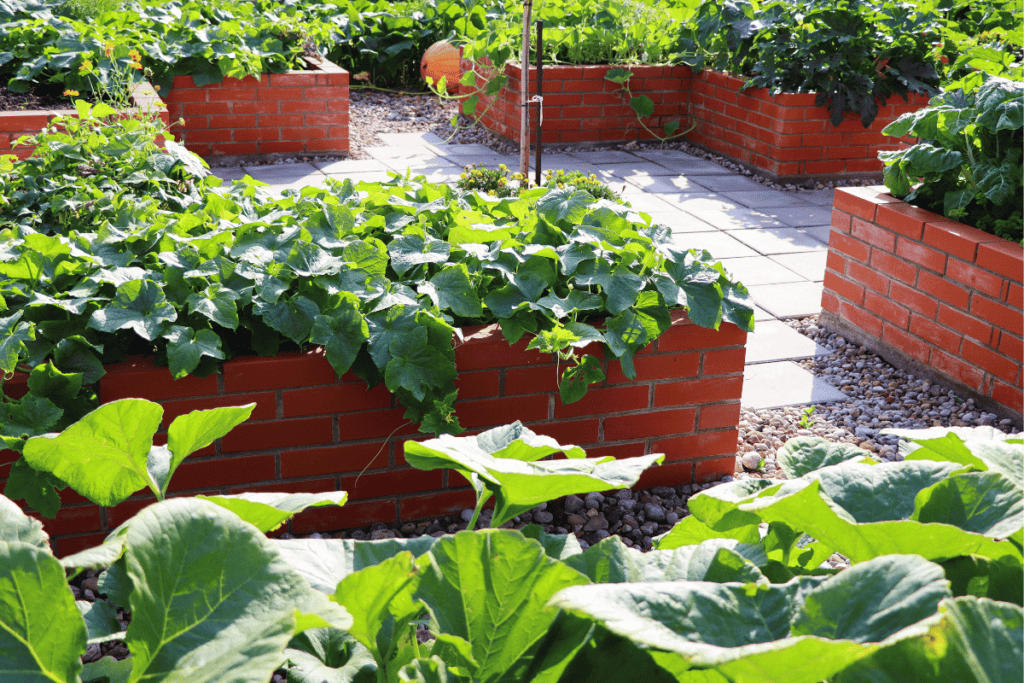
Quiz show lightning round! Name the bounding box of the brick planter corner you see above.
[163,56,349,162]
[2,310,746,555]
[822,186,1023,422]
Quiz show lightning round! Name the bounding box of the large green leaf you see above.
[309,294,369,377]
[88,279,177,341]
[0,494,49,549]
[654,514,762,549]
[426,264,482,318]
[123,498,310,683]
[884,427,1023,490]
[414,530,591,683]
[536,187,595,225]
[775,437,874,479]
[77,599,121,645]
[285,629,377,683]
[385,326,458,402]
[0,311,34,374]
[22,399,163,506]
[198,491,348,532]
[405,423,663,527]
[163,326,224,379]
[0,541,87,683]
[276,536,438,594]
[164,403,255,496]
[550,555,951,683]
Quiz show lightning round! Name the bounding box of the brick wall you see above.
[469,62,692,145]
[468,63,926,181]
[163,56,348,160]
[822,186,1023,420]
[687,71,927,182]
[0,81,170,159]
[1,311,745,556]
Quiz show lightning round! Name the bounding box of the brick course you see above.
[163,56,348,160]
[2,310,745,555]
[821,187,1023,422]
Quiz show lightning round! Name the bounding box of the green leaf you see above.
[258,296,320,344]
[78,599,122,645]
[551,555,952,683]
[429,265,482,318]
[165,403,256,496]
[405,422,663,527]
[654,513,762,549]
[198,491,348,532]
[0,311,34,374]
[53,336,105,385]
[2,458,63,519]
[388,232,451,276]
[604,68,633,84]
[88,279,177,341]
[559,355,604,405]
[27,363,83,405]
[275,536,438,594]
[519,524,584,561]
[385,327,457,402]
[776,437,875,479]
[575,260,643,314]
[81,656,133,683]
[23,399,163,507]
[163,326,224,379]
[0,494,49,548]
[629,94,655,119]
[0,540,87,683]
[123,498,311,683]
[285,629,378,683]
[187,284,240,330]
[309,296,370,377]
[536,187,595,225]
[415,530,591,683]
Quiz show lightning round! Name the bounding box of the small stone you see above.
[583,515,609,532]
[460,508,475,523]
[533,510,554,524]
[563,495,585,513]
[741,452,763,470]
[566,513,587,527]
[643,503,666,522]
[665,511,680,525]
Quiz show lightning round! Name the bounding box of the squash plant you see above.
[2,411,1020,682]
[0,109,753,517]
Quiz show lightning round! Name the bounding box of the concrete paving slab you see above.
[624,175,715,194]
[242,162,320,181]
[384,157,460,173]
[759,205,834,227]
[536,154,603,176]
[209,166,248,181]
[378,131,445,147]
[314,159,390,174]
[672,232,760,259]
[688,175,766,192]
[728,227,829,255]
[718,256,808,286]
[644,157,736,175]
[364,145,438,162]
[798,188,835,206]
[665,197,789,230]
[768,252,828,282]
[800,225,832,244]
[742,361,848,409]
[753,304,777,322]
[568,150,643,164]
[634,148,694,161]
[428,142,498,156]
[721,190,816,209]
[345,172,402,185]
[747,281,825,318]
[597,162,682,179]
[620,190,683,213]
[642,211,719,234]
[265,176,332,198]
[745,319,830,364]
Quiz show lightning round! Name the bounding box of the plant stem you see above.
[467,489,491,530]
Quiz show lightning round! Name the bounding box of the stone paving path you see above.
[212,133,848,410]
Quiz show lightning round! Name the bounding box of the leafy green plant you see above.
[799,405,815,429]
[455,164,623,201]
[879,76,1023,242]
[605,67,695,143]
[405,421,664,529]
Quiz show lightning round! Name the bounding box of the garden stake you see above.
[520,0,532,178]
[535,19,543,187]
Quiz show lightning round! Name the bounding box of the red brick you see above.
[292,499,396,534]
[651,431,738,464]
[881,323,932,362]
[889,281,938,318]
[221,417,333,453]
[915,271,970,310]
[698,402,742,430]
[832,187,899,222]
[185,102,231,116]
[504,365,560,395]
[971,296,1024,336]
[634,461,694,490]
[583,442,648,462]
[160,392,276,427]
[831,210,852,233]
[168,454,276,491]
[224,351,336,392]
[453,370,500,400]
[868,250,917,286]
[825,250,847,275]
[183,129,234,144]
[283,383,391,418]
[863,290,909,328]
[851,217,896,253]
[848,260,892,295]
[1007,283,1023,309]
[829,232,871,262]
[339,468,443,501]
[455,326,551,370]
[607,352,700,383]
[456,395,549,429]
[922,221,1000,262]
[281,441,390,478]
[207,88,256,102]
[938,304,993,346]
[874,203,941,241]
[896,238,947,274]
[1000,332,1022,362]
[399,490,477,522]
[837,300,884,338]
[946,258,1004,298]
[654,376,743,408]
[209,115,257,129]
[52,532,109,559]
[992,381,1023,414]
[336,408,419,441]
[604,409,696,441]
[823,270,865,305]
[702,348,747,376]
[232,101,280,115]
[910,316,962,354]
[962,339,1019,384]
[528,419,601,447]
[657,321,746,352]
[234,128,281,142]
[100,360,217,402]
[554,385,649,418]
[32,505,101,537]
[977,241,1023,281]
[931,349,985,391]
[279,100,329,114]
[226,478,335,496]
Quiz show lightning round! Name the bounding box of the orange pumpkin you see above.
[421,41,461,93]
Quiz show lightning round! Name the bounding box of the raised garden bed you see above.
[470,65,926,182]
[3,311,745,556]
[162,56,349,161]
[0,81,168,159]
[822,186,1023,422]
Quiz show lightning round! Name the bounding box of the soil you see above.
[0,85,76,112]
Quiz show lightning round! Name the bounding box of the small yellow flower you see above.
[128,49,141,62]
[154,85,161,91]
[79,59,93,72]
[460,173,467,179]
[130,62,142,70]
[63,89,80,97]
[104,42,114,57]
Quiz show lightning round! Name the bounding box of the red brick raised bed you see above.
[0,81,169,159]
[468,62,691,145]
[822,186,1023,421]
[469,64,926,182]
[163,56,349,161]
[3,311,745,555]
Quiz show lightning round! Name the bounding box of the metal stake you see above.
[535,19,543,187]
